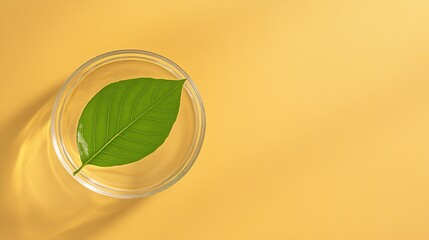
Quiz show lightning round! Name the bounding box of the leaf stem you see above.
[73,163,86,175]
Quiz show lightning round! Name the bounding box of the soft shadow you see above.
[0,86,144,240]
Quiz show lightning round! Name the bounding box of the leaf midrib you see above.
[74,83,181,174]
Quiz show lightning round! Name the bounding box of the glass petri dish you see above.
[51,50,206,199]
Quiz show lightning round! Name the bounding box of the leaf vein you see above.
[126,128,163,135]
[116,81,137,132]
[110,142,149,153]
[105,88,117,143]
[130,82,151,120]
[92,95,102,156]
[118,135,155,146]
[138,117,170,123]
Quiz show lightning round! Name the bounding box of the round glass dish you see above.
[51,50,205,199]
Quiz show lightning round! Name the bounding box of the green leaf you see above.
[73,77,186,175]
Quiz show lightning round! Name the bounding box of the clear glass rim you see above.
[50,49,206,199]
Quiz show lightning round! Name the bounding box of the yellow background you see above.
[1,0,429,239]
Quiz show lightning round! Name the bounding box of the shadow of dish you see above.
[0,87,143,239]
